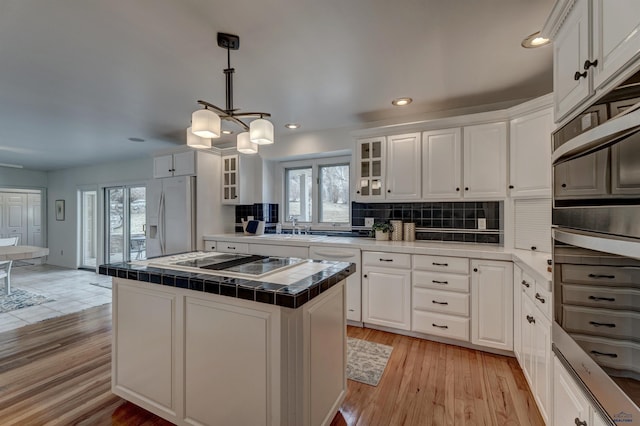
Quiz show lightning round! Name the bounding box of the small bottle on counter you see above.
[275,223,282,234]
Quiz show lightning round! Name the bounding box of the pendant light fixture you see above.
[186,127,212,149]
[190,33,272,154]
[236,131,258,154]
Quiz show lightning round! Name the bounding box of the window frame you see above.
[278,155,352,231]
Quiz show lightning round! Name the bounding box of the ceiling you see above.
[0,0,554,171]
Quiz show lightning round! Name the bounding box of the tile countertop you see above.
[203,233,553,286]
[99,258,355,309]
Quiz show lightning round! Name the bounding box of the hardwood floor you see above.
[0,305,543,425]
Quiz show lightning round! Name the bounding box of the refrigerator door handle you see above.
[159,192,165,255]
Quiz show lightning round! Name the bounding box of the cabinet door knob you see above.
[521,280,530,288]
[526,315,535,324]
[465,187,469,191]
[574,418,587,426]
[456,187,460,191]
[387,189,391,193]
[574,70,588,80]
[561,183,567,188]
[509,185,514,189]
[473,268,478,272]
[583,59,598,70]
[535,293,546,303]
[356,190,360,194]
[363,274,368,278]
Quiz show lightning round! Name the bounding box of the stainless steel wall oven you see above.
[552,71,640,424]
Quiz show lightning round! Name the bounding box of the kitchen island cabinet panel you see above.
[113,282,177,421]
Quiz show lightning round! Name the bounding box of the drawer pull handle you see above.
[227,246,236,250]
[432,323,448,329]
[589,321,616,328]
[432,300,449,305]
[432,280,448,285]
[590,350,618,358]
[535,293,546,303]
[379,258,394,262]
[526,315,535,324]
[588,273,615,279]
[588,296,615,302]
[432,262,449,267]
[575,418,587,426]
[521,280,530,288]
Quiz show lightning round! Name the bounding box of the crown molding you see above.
[541,0,577,39]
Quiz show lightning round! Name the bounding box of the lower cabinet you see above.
[362,252,411,330]
[471,259,513,351]
[553,356,609,426]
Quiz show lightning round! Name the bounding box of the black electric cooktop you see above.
[174,254,302,276]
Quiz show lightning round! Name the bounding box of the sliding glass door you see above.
[79,189,97,268]
[105,185,146,263]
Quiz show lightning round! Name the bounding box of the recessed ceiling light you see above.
[222,130,233,135]
[392,97,412,106]
[521,31,550,48]
[285,123,300,129]
[128,137,145,142]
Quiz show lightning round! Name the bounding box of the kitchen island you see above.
[99,253,355,426]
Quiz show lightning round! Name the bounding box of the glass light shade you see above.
[192,108,221,138]
[250,118,274,145]
[236,132,258,154]
[186,127,211,149]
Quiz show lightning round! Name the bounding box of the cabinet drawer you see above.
[413,255,469,274]
[203,240,217,252]
[413,288,469,317]
[562,284,640,311]
[533,282,552,320]
[412,270,469,293]
[216,242,249,254]
[571,334,640,374]
[412,311,469,341]
[562,305,640,341]
[363,251,410,269]
[561,264,640,288]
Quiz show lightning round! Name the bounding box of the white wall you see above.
[258,127,353,161]
[0,167,48,189]
[47,157,153,268]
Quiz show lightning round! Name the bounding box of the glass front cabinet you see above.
[222,154,239,204]
[356,137,386,201]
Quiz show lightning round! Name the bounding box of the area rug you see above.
[347,338,393,386]
[0,288,54,313]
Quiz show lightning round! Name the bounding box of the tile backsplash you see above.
[235,203,279,224]
[352,201,502,244]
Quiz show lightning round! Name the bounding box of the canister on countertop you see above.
[390,220,403,241]
[403,223,416,241]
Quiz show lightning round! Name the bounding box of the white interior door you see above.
[27,193,42,246]
[5,193,27,244]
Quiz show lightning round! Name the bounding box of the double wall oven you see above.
[552,71,640,423]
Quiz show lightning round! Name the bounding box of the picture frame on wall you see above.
[55,199,65,221]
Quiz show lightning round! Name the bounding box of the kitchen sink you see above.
[254,234,327,242]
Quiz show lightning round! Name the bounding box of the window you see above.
[281,157,351,228]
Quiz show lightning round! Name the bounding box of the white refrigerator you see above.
[146,176,196,258]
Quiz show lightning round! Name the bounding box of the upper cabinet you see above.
[422,128,462,200]
[221,153,261,205]
[592,0,640,89]
[222,154,239,204]
[547,0,640,122]
[153,151,196,178]
[553,0,591,121]
[355,134,421,202]
[463,122,507,199]
[356,137,386,201]
[509,108,554,198]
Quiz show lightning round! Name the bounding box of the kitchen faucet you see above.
[289,215,299,234]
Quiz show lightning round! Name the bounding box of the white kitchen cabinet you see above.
[471,259,513,351]
[386,133,421,200]
[309,245,362,323]
[513,265,523,363]
[553,0,591,122]
[553,149,609,198]
[221,153,261,205]
[463,122,507,199]
[592,0,640,90]
[553,355,611,426]
[362,252,411,330]
[215,241,249,254]
[421,128,462,199]
[113,280,178,421]
[509,108,554,197]
[221,154,240,204]
[355,137,386,201]
[153,151,196,178]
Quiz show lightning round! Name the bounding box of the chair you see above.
[0,236,19,296]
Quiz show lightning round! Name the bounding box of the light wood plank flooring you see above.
[0,305,543,425]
